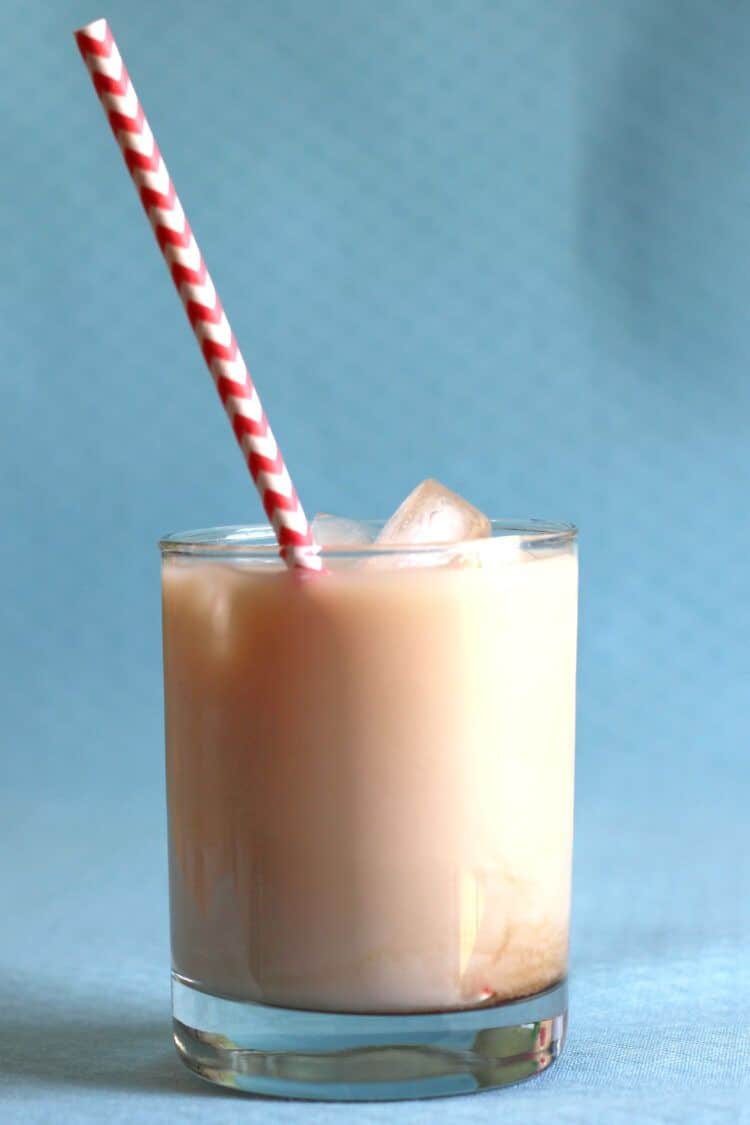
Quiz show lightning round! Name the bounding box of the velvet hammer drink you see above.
[161,509,577,1098]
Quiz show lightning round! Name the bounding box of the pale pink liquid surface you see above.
[162,542,577,1013]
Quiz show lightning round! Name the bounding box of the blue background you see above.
[2,1,748,1121]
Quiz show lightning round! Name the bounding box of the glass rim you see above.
[159,519,577,558]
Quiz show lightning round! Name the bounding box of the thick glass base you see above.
[172,974,567,1101]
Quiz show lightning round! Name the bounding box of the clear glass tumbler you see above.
[160,520,578,1100]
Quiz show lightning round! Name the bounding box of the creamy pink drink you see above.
[75,22,577,1089]
[162,510,577,1015]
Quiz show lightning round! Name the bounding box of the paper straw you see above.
[74,18,321,571]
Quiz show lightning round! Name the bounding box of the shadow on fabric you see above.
[0,979,248,1100]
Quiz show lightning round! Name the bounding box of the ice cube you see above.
[312,513,374,547]
[377,479,491,545]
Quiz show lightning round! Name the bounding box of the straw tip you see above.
[74,17,109,42]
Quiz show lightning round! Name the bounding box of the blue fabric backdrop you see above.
[1,1,748,1121]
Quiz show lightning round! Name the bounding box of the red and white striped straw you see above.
[74,18,321,572]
